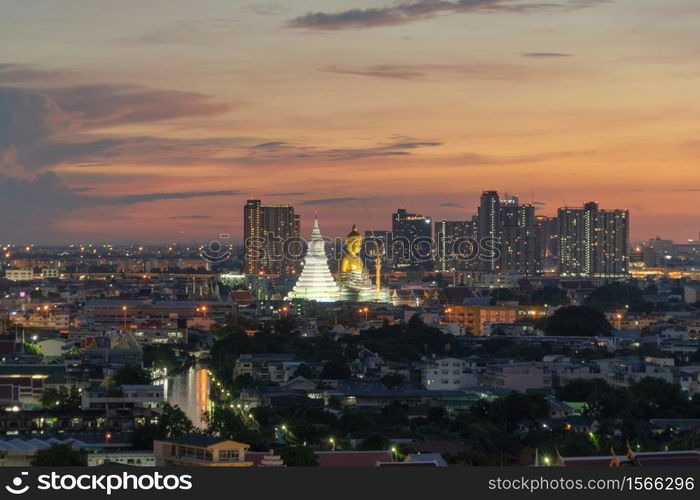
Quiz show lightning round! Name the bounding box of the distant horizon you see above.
[1,196,698,248]
[1,1,698,244]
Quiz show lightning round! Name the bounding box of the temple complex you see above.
[286,215,340,302]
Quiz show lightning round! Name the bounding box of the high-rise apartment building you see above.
[536,215,558,264]
[435,220,475,271]
[391,208,432,267]
[244,199,301,276]
[557,202,629,278]
[477,191,500,273]
[498,198,541,276]
[472,191,542,276]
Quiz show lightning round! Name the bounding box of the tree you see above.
[470,393,549,432]
[273,317,297,335]
[584,282,647,312]
[542,306,613,337]
[39,386,81,410]
[555,379,612,402]
[293,363,314,379]
[159,403,194,438]
[358,433,390,451]
[489,288,520,305]
[381,372,406,388]
[24,342,42,355]
[277,445,318,466]
[322,360,350,379]
[143,345,178,372]
[110,365,151,386]
[131,423,162,450]
[530,286,570,306]
[205,406,256,443]
[407,314,424,329]
[130,404,194,449]
[31,443,85,466]
[630,378,688,419]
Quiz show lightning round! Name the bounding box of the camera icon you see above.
[5,472,29,495]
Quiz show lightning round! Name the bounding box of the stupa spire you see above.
[286,214,339,303]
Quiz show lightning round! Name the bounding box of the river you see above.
[155,367,211,428]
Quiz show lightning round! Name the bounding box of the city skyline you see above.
[1,0,699,243]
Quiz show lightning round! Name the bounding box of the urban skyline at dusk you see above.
[1,0,699,244]
[3,0,700,477]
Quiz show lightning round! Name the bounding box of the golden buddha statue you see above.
[340,224,364,273]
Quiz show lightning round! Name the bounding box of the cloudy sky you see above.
[1,0,698,243]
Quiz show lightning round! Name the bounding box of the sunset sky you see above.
[1,0,698,244]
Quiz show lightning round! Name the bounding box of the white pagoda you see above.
[286,214,340,302]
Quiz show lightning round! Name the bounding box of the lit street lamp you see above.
[358,307,369,323]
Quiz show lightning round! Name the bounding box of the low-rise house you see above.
[233,353,298,383]
[81,384,164,410]
[0,364,67,409]
[557,450,700,467]
[87,451,155,467]
[393,453,447,467]
[479,361,599,392]
[67,332,143,381]
[597,357,675,388]
[422,357,477,391]
[546,396,575,419]
[154,435,254,467]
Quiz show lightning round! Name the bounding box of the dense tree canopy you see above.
[530,286,570,307]
[39,386,81,410]
[110,365,152,386]
[31,444,85,466]
[584,282,648,312]
[143,344,178,372]
[278,445,318,466]
[541,305,613,336]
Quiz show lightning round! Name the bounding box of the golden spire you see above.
[609,447,620,467]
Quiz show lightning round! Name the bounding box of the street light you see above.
[329,437,335,451]
[445,307,453,323]
[391,446,397,461]
[121,306,127,332]
[358,307,369,322]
